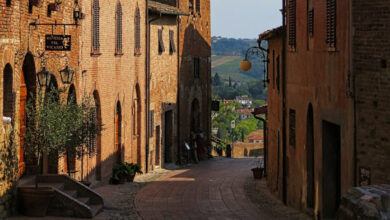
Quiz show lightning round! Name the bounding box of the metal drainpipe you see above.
[282,0,288,205]
[176,0,181,164]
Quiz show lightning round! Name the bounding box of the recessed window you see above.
[326,0,336,49]
[158,29,165,54]
[189,0,193,13]
[196,0,200,15]
[115,2,123,55]
[6,0,11,7]
[134,6,141,56]
[194,57,200,78]
[3,64,13,119]
[308,9,314,36]
[169,30,176,54]
[276,55,280,92]
[289,109,296,147]
[92,0,100,54]
[288,0,296,48]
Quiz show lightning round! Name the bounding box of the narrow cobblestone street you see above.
[135,158,309,220]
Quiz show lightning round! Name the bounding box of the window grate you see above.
[288,0,296,47]
[158,29,165,54]
[308,9,314,36]
[169,30,176,54]
[92,0,100,52]
[134,7,141,55]
[116,2,123,55]
[289,109,296,147]
[326,0,336,48]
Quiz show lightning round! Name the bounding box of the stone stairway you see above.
[18,174,104,218]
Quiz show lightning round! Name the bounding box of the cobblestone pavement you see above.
[135,157,310,220]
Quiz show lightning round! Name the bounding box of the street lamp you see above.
[37,67,52,88]
[240,40,269,87]
[59,65,75,84]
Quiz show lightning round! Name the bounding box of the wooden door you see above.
[18,72,27,176]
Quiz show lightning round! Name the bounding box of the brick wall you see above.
[353,0,390,185]
[149,15,178,167]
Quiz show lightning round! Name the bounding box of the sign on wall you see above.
[45,35,71,51]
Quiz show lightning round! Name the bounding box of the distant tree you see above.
[229,76,232,87]
[213,73,221,86]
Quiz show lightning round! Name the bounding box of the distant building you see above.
[236,108,252,120]
[235,95,252,107]
[248,135,263,144]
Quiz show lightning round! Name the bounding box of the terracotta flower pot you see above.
[18,187,54,217]
[251,167,264,180]
[30,0,43,8]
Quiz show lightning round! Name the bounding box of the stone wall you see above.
[353,0,390,186]
[232,142,264,158]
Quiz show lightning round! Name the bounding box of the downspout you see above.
[350,0,357,187]
[176,0,181,164]
[282,0,288,205]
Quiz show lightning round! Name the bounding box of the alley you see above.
[135,158,309,220]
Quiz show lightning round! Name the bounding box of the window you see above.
[189,0,193,12]
[149,110,154,137]
[326,0,336,49]
[134,6,141,56]
[196,0,200,15]
[276,55,280,92]
[272,50,275,88]
[6,0,11,7]
[308,9,314,36]
[92,0,100,54]
[289,109,296,147]
[169,30,176,54]
[158,29,165,54]
[288,0,296,48]
[115,2,123,55]
[3,64,13,119]
[194,57,200,78]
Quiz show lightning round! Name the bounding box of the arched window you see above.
[3,64,13,118]
[115,2,123,55]
[134,6,141,56]
[92,0,100,53]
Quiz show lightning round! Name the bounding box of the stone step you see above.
[63,189,77,198]
[39,182,64,190]
[90,204,103,217]
[77,197,90,205]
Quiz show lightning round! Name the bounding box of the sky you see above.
[211,0,282,39]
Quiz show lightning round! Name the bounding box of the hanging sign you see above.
[45,35,71,51]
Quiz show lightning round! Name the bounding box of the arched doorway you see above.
[3,64,13,119]
[46,76,59,174]
[20,52,37,176]
[306,104,315,210]
[133,84,141,165]
[115,101,122,164]
[93,91,102,180]
[190,99,200,133]
[65,85,77,176]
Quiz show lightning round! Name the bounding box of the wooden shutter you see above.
[158,29,165,54]
[326,0,336,48]
[135,7,141,55]
[289,109,296,147]
[308,9,314,36]
[169,30,176,54]
[116,2,123,54]
[92,0,100,52]
[288,0,296,47]
[196,0,200,15]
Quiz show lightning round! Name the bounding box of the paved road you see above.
[135,157,308,220]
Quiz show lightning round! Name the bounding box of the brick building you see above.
[263,0,390,219]
[177,0,211,160]
[147,1,188,168]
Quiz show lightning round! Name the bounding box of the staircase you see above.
[18,174,104,218]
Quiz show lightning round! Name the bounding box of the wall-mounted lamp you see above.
[240,41,269,88]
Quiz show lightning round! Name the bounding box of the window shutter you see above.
[135,7,141,55]
[169,30,176,54]
[308,9,314,36]
[93,0,100,52]
[196,0,200,15]
[289,109,296,147]
[116,3,123,54]
[288,0,296,47]
[326,0,336,48]
[194,57,200,78]
[158,29,165,54]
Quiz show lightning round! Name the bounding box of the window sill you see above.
[288,46,296,52]
[115,52,124,57]
[91,52,102,57]
[327,47,337,52]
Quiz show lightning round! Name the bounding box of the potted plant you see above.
[112,162,143,184]
[124,162,143,182]
[251,157,264,180]
[30,0,43,8]
[214,144,224,156]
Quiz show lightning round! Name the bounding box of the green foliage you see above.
[232,116,262,141]
[253,99,266,108]
[212,79,266,100]
[212,73,222,86]
[113,162,143,178]
[24,87,102,173]
[212,37,258,56]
